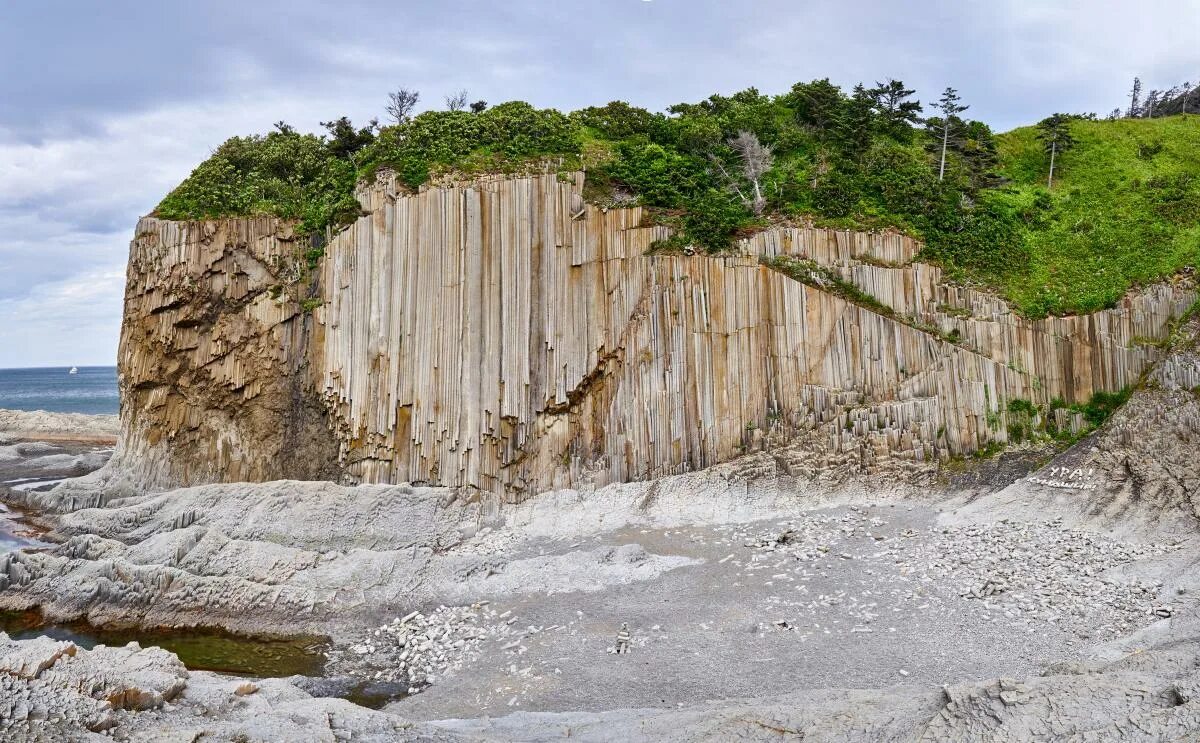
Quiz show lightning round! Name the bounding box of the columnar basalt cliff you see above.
[114,218,339,490]
[111,172,1196,499]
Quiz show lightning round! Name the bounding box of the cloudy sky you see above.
[2,0,1198,367]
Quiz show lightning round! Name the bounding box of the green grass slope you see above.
[993,116,1200,316]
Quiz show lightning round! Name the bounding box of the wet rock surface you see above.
[1,433,114,551]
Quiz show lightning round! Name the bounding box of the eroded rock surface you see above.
[0,480,480,634]
[0,634,466,742]
[7,618,1200,742]
[953,316,1200,539]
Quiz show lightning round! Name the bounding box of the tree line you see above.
[1113,77,1199,119]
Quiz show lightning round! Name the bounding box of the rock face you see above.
[1,480,480,633]
[113,218,339,490]
[988,316,1200,532]
[111,172,1196,499]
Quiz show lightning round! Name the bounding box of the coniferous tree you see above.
[837,83,875,160]
[787,78,845,139]
[1036,114,1077,189]
[958,120,1001,191]
[320,117,378,163]
[1128,77,1142,117]
[1144,89,1160,118]
[930,87,969,181]
[868,79,922,140]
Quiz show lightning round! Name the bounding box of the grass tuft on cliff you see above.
[153,85,1199,317]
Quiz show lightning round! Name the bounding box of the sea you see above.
[0,366,119,415]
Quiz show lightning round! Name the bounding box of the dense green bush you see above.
[681,190,750,251]
[156,82,1200,319]
[361,102,582,188]
[155,128,359,233]
[570,101,663,139]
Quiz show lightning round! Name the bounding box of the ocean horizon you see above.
[0,366,118,416]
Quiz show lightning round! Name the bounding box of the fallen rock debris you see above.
[324,602,521,694]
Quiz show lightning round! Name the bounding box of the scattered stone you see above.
[325,602,515,693]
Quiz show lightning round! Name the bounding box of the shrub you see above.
[682,190,749,251]
[571,101,662,139]
[155,128,358,234]
[156,85,1200,313]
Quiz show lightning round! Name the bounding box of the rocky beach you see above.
[2,320,1200,741]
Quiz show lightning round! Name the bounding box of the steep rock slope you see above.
[110,172,1195,499]
[113,218,339,490]
[961,316,1200,534]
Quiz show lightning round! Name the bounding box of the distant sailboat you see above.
[69,366,78,375]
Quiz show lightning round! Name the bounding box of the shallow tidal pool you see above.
[0,609,328,677]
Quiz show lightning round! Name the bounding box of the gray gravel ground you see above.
[371,500,1185,720]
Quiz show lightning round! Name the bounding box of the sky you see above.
[1,0,1198,368]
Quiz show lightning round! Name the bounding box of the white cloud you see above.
[0,264,126,368]
[0,93,372,368]
[2,0,1199,369]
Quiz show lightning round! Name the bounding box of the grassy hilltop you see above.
[155,83,1200,318]
[993,117,1199,315]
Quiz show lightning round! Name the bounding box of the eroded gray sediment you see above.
[7,468,1196,741]
[1,428,115,551]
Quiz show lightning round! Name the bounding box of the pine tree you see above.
[788,78,845,139]
[868,79,922,140]
[1128,77,1142,118]
[836,83,875,159]
[1036,114,1077,189]
[1144,89,1160,118]
[930,87,969,181]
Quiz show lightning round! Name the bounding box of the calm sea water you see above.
[0,366,119,415]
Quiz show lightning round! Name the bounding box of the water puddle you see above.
[10,477,67,492]
[0,503,49,552]
[0,610,328,678]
